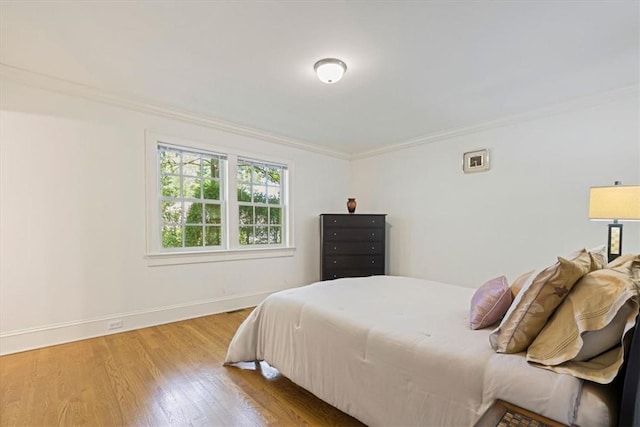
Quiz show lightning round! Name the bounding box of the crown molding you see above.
[2,64,637,162]
[0,63,351,160]
[352,85,640,160]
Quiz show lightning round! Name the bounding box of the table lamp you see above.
[588,182,640,262]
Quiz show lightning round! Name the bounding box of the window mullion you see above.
[179,151,185,248]
[227,154,239,250]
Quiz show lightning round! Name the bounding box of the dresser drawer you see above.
[324,255,384,269]
[322,215,384,228]
[323,267,385,281]
[323,228,383,242]
[323,241,383,255]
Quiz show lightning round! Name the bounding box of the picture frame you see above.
[463,149,490,173]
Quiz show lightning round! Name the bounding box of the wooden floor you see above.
[0,309,364,426]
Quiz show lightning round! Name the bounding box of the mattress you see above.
[225,275,616,426]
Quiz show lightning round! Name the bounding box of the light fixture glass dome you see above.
[314,58,347,84]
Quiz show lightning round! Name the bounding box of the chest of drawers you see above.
[320,214,387,281]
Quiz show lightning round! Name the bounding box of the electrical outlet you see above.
[108,320,123,330]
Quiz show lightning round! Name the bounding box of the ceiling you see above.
[1,1,638,157]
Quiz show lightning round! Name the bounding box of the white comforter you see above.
[225,276,608,426]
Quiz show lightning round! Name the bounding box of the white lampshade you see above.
[589,185,640,221]
[314,58,347,84]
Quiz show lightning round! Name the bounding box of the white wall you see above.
[0,80,350,354]
[350,93,640,287]
[2,80,638,355]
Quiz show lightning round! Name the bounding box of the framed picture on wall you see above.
[463,149,490,173]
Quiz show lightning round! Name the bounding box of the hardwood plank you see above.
[0,309,365,427]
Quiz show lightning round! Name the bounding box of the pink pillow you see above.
[470,276,513,330]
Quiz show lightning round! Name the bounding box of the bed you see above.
[225,273,639,426]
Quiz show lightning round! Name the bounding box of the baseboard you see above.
[0,290,276,356]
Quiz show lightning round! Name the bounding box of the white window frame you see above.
[145,131,295,266]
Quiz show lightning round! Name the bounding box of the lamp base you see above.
[608,223,623,263]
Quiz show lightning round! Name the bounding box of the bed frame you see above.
[619,313,639,427]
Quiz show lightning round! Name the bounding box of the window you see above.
[237,158,285,246]
[145,132,294,265]
[158,145,225,250]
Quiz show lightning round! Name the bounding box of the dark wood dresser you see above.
[320,214,387,281]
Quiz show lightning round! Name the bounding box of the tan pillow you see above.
[526,267,639,384]
[510,270,533,299]
[489,249,592,354]
[532,345,631,385]
[607,253,640,271]
[588,244,608,270]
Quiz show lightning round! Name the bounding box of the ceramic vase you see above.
[347,198,357,214]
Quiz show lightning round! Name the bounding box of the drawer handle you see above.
[371,246,375,250]
[333,232,337,236]
[371,260,375,264]
[371,232,375,236]
[371,220,376,223]
[333,274,337,278]
[333,246,337,250]
[333,220,337,223]
[333,260,337,264]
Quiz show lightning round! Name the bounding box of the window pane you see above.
[252,185,267,203]
[161,175,180,197]
[205,226,221,246]
[160,149,180,174]
[237,163,251,183]
[204,204,221,224]
[269,207,281,225]
[184,225,203,247]
[253,165,267,184]
[239,205,253,225]
[239,226,254,245]
[269,226,282,244]
[255,226,268,244]
[255,206,267,224]
[202,179,220,200]
[267,167,281,185]
[162,225,182,248]
[185,202,203,224]
[162,201,182,224]
[182,153,201,176]
[237,184,252,202]
[203,158,219,178]
[267,187,280,204]
[183,177,201,199]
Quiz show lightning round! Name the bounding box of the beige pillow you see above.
[588,244,608,270]
[608,253,640,271]
[489,249,592,354]
[532,345,630,385]
[526,267,639,381]
[510,270,533,299]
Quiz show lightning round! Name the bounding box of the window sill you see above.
[145,247,296,266]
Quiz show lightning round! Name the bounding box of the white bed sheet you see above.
[481,352,614,426]
[225,276,614,426]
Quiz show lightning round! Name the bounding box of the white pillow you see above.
[573,302,635,361]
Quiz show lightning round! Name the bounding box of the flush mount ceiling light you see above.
[314,58,347,84]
